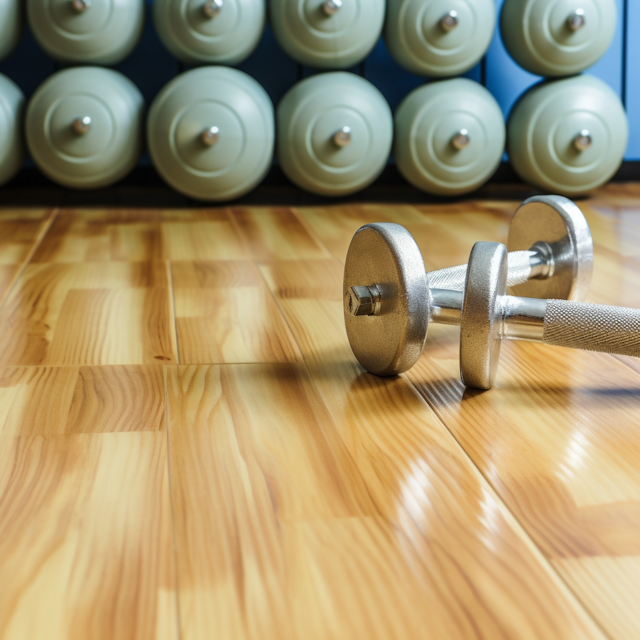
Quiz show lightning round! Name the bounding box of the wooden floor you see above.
[1,186,640,639]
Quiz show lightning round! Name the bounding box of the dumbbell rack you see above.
[1,0,638,200]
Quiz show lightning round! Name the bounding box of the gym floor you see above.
[0,185,639,639]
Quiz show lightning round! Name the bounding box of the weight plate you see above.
[344,223,430,376]
[395,78,505,196]
[270,0,384,68]
[27,0,144,64]
[0,74,25,186]
[508,75,628,196]
[501,0,617,77]
[385,0,496,77]
[148,67,274,201]
[460,241,508,390]
[0,0,23,60]
[277,72,392,196]
[507,195,593,301]
[26,67,144,189]
[153,0,265,65]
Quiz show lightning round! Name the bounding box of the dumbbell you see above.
[428,195,592,302]
[26,67,144,189]
[27,0,144,64]
[508,75,628,196]
[0,74,25,187]
[0,0,23,61]
[344,224,640,389]
[277,72,392,197]
[501,0,616,77]
[153,0,265,65]
[270,0,385,68]
[148,67,274,201]
[385,0,496,77]
[394,79,505,196]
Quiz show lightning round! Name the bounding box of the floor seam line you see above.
[402,371,613,640]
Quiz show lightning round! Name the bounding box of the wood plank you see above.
[407,326,640,640]
[0,364,176,640]
[171,261,301,364]
[231,207,331,261]
[0,208,56,303]
[296,203,510,268]
[32,208,248,263]
[0,262,176,367]
[240,259,604,640]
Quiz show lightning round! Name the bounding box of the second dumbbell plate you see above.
[507,195,593,301]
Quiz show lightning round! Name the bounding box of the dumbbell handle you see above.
[543,300,640,356]
[432,291,640,357]
[428,250,544,291]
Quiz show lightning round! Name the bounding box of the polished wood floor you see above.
[1,186,640,639]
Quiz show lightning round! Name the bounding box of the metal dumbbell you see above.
[344,224,640,389]
[428,195,592,302]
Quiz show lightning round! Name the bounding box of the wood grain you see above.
[3,193,640,639]
[0,364,176,640]
[0,208,57,304]
[32,208,248,263]
[0,262,176,367]
[254,259,604,640]
[171,261,301,364]
[232,207,331,261]
[408,326,640,640]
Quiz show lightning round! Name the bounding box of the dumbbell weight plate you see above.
[0,0,23,61]
[394,78,505,196]
[27,0,144,64]
[459,241,508,389]
[153,0,265,65]
[270,0,385,68]
[385,0,496,77]
[26,67,144,189]
[508,75,628,196]
[501,0,616,77]
[344,223,430,376]
[507,195,592,301]
[148,67,274,201]
[277,72,392,197]
[0,74,25,187]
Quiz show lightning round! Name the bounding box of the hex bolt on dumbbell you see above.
[203,0,223,18]
[440,10,459,32]
[333,126,352,148]
[422,195,593,302]
[323,0,342,16]
[70,0,90,13]
[71,116,91,135]
[201,126,220,147]
[344,222,640,389]
[566,8,586,31]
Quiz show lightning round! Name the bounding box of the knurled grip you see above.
[428,250,534,291]
[543,299,640,356]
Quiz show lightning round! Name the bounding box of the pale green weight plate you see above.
[508,75,628,196]
[26,67,144,189]
[501,0,616,77]
[148,67,274,202]
[385,0,496,77]
[394,78,505,196]
[0,74,25,186]
[27,0,144,64]
[277,72,392,197]
[0,0,23,60]
[153,0,265,65]
[270,0,384,68]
